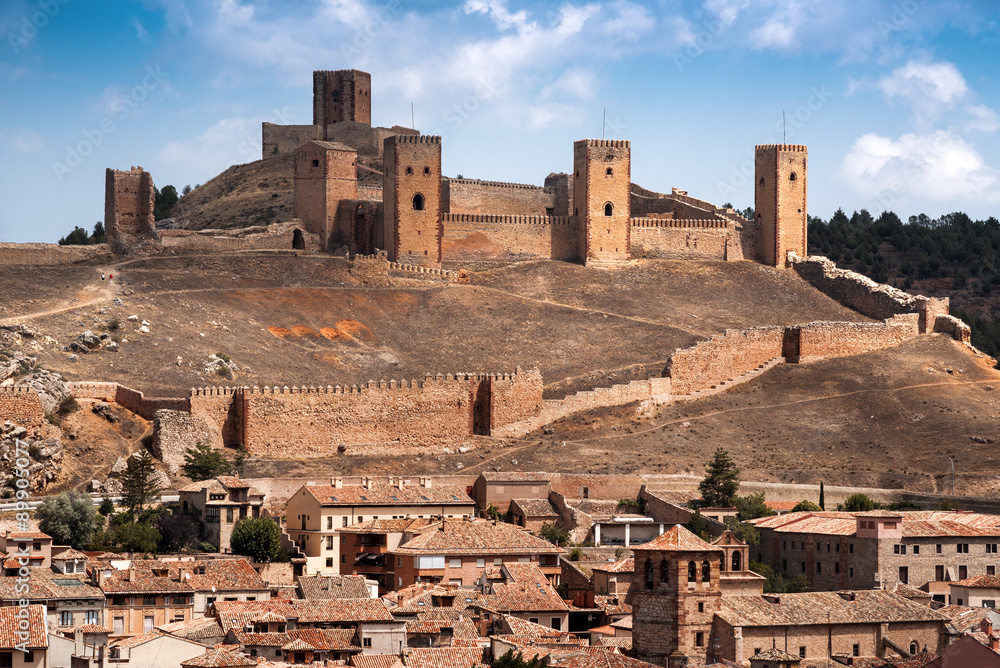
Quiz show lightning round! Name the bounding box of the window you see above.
[405,166,413,175]
[989,566,996,576]
[341,555,346,564]
[960,565,968,579]
[910,642,919,655]
[551,618,561,631]
[937,544,943,554]
[688,561,696,582]
[606,167,613,176]
[363,638,372,647]
[782,540,786,550]
[424,166,430,175]
[849,567,854,578]
[985,600,997,608]
[529,618,539,624]
[227,507,234,523]
[311,159,319,168]
[893,545,900,554]
[660,559,669,585]
[144,615,154,633]
[799,646,806,658]
[849,543,854,554]
[913,545,919,554]
[207,507,220,523]
[801,562,806,573]
[701,561,710,581]
[789,172,797,181]
[0,653,11,668]
[899,566,909,584]
[413,193,425,210]
[328,517,333,530]
[698,602,704,613]
[173,596,186,605]
[696,632,704,647]
[604,202,613,217]
[476,558,485,568]
[342,516,348,527]
[835,562,840,574]
[781,559,787,571]
[936,565,945,581]
[144,596,156,605]
[59,611,73,626]
[326,558,334,568]
[494,558,502,565]
[173,614,184,622]
[86,611,98,624]
[113,617,124,635]
[816,562,822,574]
[327,536,334,550]
[989,544,999,554]
[645,559,654,589]
[853,644,860,657]
[250,650,258,657]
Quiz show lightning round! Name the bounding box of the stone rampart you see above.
[159,221,319,253]
[630,219,735,261]
[68,382,119,401]
[795,315,920,362]
[488,368,544,433]
[152,409,222,467]
[933,314,972,344]
[443,178,557,216]
[790,254,920,319]
[261,123,321,158]
[0,387,46,429]
[67,382,189,420]
[440,213,579,262]
[665,327,786,396]
[0,243,111,266]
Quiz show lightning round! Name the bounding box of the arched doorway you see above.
[292,229,305,250]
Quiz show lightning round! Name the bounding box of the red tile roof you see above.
[304,482,474,507]
[718,591,946,627]
[211,599,394,632]
[633,525,721,553]
[404,647,490,668]
[511,499,560,517]
[351,654,405,668]
[594,595,631,616]
[520,648,658,668]
[591,558,633,574]
[394,519,563,556]
[297,574,372,600]
[0,604,47,649]
[480,472,550,483]
[953,574,1000,588]
[483,563,568,613]
[180,647,258,667]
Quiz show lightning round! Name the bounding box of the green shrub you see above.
[568,547,583,561]
[108,318,120,331]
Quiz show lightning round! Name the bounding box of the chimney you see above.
[332,478,343,489]
[74,628,84,657]
[420,477,432,488]
[363,477,373,490]
[127,567,136,583]
[325,577,331,591]
[178,566,189,583]
[982,618,994,635]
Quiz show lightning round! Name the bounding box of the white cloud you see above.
[463,0,529,31]
[602,1,655,41]
[878,60,969,108]
[964,104,1000,134]
[839,130,1000,209]
[130,16,150,40]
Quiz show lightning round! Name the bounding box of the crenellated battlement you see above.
[0,386,43,396]
[582,139,630,148]
[443,213,575,226]
[393,134,440,145]
[755,144,808,152]
[444,178,550,192]
[631,218,728,229]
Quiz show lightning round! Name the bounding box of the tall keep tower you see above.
[755,143,807,267]
[628,525,724,667]
[104,166,161,256]
[313,69,372,131]
[293,140,359,251]
[573,139,631,267]
[383,135,442,266]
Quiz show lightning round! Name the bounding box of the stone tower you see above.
[573,139,631,267]
[313,69,372,131]
[383,135,442,266]
[104,166,161,256]
[629,525,724,666]
[293,140,359,251]
[755,143,807,268]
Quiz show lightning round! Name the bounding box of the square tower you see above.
[313,69,372,130]
[573,139,631,267]
[383,135,442,266]
[755,144,807,268]
[104,166,161,256]
[294,140,359,251]
[628,525,724,666]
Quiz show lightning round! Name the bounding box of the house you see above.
[94,565,196,636]
[297,573,375,600]
[50,546,88,575]
[0,604,48,668]
[510,498,561,532]
[471,472,551,515]
[178,476,265,553]
[0,531,52,569]
[47,625,113,668]
[923,618,1000,667]
[160,558,270,617]
[404,646,490,668]
[286,478,475,575]
[950,574,1000,608]
[389,518,563,589]
[752,510,1000,598]
[592,558,633,596]
[0,567,105,631]
[404,619,481,648]
[748,647,801,668]
[476,563,569,632]
[180,647,258,667]
[157,616,226,645]
[224,627,362,663]
[337,519,434,593]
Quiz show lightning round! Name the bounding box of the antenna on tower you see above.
[783,111,786,144]
[603,108,606,139]
[411,103,415,130]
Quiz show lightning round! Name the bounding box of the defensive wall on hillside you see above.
[0,243,111,266]
[442,179,560,217]
[0,387,46,430]
[158,221,320,253]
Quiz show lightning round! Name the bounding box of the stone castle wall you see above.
[68,382,189,420]
[440,214,579,262]
[0,387,46,429]
[160,222,319,253]
[665,327,787,396]
[105,167,162,255]
[795,315,920,362]
[630,218,737,261]
[261,123,322,158]
[442,179,557,216]
[790,255,922,321]
[0,243,111,266]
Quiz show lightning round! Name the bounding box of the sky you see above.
[1,0,999,244]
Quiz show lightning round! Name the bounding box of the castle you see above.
[265,68,809,269]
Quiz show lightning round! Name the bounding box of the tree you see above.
[840,493,878,512]
[37,491,99,549]
[539,522,570,547]
[819,481,825,510]
[114,522,161,553]
[58,226,91,245]
[750,561,808,593]
[156,511,200,552]
[698,447,740,507]
[99,497,115,517]
[182,442,230,481]
[723,516,760,545]
[91,221,106,244]
[182,185,192,196]
[686,511,709,540]
[230,517,282,562]
[154,185,179,220]
[734,493,775,521]
[120,451,162,517]
[495,650,547,668]
[792,500,822,512]
[232,446,248,477]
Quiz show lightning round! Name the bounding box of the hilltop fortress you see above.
[0,68,977,468]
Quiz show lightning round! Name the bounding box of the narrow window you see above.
[789,172,797,181]
[688,561,696,582]
[405,166,413,175]
[604,202,613,217]
[732,552,741,571]
[311,160,319,168]
[701,561,710,582]
[660,559,669,585]
[606,167,613,176]
[424,166,430,175]
[644,559,654,589]
[413,193,425,210]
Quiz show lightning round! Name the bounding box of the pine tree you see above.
[819,481,825,510]
[698,447,740,507]
[121,451,162,517]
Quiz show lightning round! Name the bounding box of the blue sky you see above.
[1,0,999,243]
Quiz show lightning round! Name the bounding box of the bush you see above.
[215,366,233,379]
[216,352,232,363]
[539,522,570,547]
[199,541,217,553]
[568,547,583,561]
[57,396,79,416]
[230,517,282,562]
[37,491,100,549]
[108,318,120,331]
[792,500,822,512]
[840,493,878,512]
[99,498,115,516]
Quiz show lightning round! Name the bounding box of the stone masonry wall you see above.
[440,214,579,262]
[665,327,786,396]
[0,387,46,429]
[796,315,920,362]
[933,314,972,344]
[105,167,162,256]
[488,368,544,433]
[442,179,557,216]
[152,409,222,468]
[160,222,319,253]
[261,123,321,158]
[0,243,111,266]
[630,219,734,261]
[790,255,921,320]
[188,389,242,447]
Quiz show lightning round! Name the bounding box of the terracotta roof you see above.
[592,558,633,574]
[503,616,568,637]
[511,498,560,517]
[594,595,631,616]
[112,631,168,649]
[394,519,563,556]
[234,629,360,652]
[889,582,933,599]
[405,620,480,639]
[101,572,194,595]
[0,604,47,649]
[587,625,616,635]
[751,647,800,661]
[404,647,490,668]
[0,568,104,601]
[298,574,372,600]
[521,648,659,668]
[753,510,1000,539]
[902,520,1000,537]
[953,574,1000,588]
[180,648,258,667]
[211,599,394,632]
[595,637,632,650]
[718,591,946,627]
[282,637,316,651]
[751,512,858,536]
[633,525,721,553]
[935,605,988,633]
[52,546,89,560]
[252,611,289,623]
[158,617,225,639]
[764,501,800,511]
[4,531,50,540]
[392,588,484,616]
[483,563,568,613]
[480,472,550,483]
[569,500,621,519]
[65,624,113,634]
[303,482,473,507]
[351,654,406,668]
[339,518,434,534]
[610,616,632,630]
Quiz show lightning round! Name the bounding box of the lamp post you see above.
[948,457,955,496]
